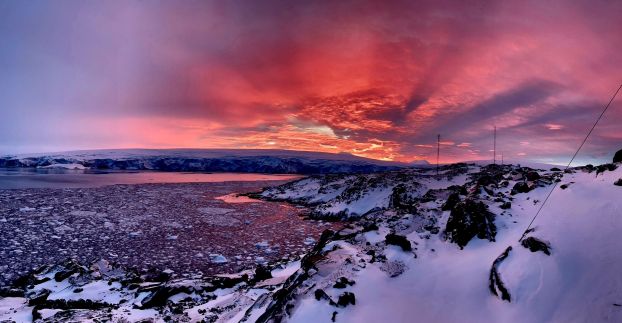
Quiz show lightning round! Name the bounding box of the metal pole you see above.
[493,126,496,165]
[437,134,440,176]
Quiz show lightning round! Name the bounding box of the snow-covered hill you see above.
[2,161,622,322]
[259,162,622,323]
[0,149,405,174]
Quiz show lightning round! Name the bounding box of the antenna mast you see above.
[493,126,497,165]
[436,134,440,176]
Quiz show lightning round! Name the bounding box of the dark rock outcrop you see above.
[257,230,336,323]
[614,149,622,163]
[389,184,417,214]
[337,292,356,307]
[333,277,355,289]
[511,181,533,195]
[489,246,512,302]
[253,265,273,282]
[385,233,412,251]
[596,163,618,175]
[314,289,335,305]
[445,199,496,248]
[521,237,551,255]
[442,192,461,211]
[525,171,541,181]
[615,179,622,186]
[140,284,195,308]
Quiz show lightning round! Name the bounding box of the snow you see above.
[109,308,161,322]
[271,260,302,278]
[48,280,124,304]
[285,164,622,322]
[0,297,31,323]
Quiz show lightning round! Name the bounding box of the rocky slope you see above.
[3,161,622,322]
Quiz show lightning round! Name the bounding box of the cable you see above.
[519,82,622,242]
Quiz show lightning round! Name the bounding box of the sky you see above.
[1,0,621,164]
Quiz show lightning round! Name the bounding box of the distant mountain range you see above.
[0,148,422,174]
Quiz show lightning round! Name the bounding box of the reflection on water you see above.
[0,168,301,189]
[215,193,261,203]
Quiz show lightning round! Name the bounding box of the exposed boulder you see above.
[520,237,551,255]
[315,289,334,303]
[337,292,356,307]
[614,149,622,163]
[511,181,533,195]
[445,199,496,248]
[333,277,355,289]
[615,179,622,186]
[253,265,273,282]
[385,233,412,251]
[525,171,541,181]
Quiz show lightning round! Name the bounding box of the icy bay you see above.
[0,172,338,288]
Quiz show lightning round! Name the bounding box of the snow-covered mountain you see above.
[2,161,622,322]
[0,149,405,174]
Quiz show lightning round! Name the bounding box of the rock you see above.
[525,171,540,181]
[337,292,356,307]
[500,201,511,209]
[550,167,562,171]
[28,289,51,306]
[596,163,618,175]
[521,237,551,255]
[614,149,622,163]
[314,288,335,305]
[141,284,194,308]
[385,233,412,251]
[424,224,440,234]
[442,192,461,211]
[511,181,533,195]
[380,260,407,277]
[389,184,417,213]
[362,222,379,232]
[489,246,512,302]
[53,260,86,282]
[476,174,497,187]
[615,179,622,186]
[333,277,355,289]
[253,265,273,282]
[445,199,496,248]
